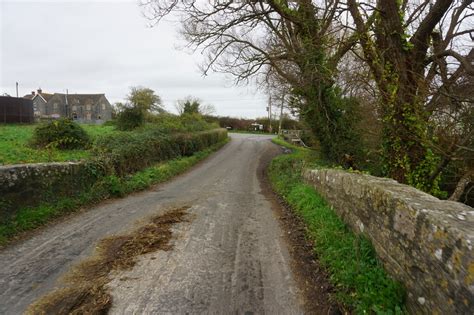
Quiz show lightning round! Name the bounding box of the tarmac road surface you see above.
[0,133,304,314]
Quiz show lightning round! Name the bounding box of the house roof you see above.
[53,93,105,104]
[23,92,54,102]
[40,93,54,102]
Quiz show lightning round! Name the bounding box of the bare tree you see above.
[141,0,366,163]
[142,0,473,195]
[175,95,216,115]
[175,96,200,115]
[199,103,216,116]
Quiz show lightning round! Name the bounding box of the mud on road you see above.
[26,207,189,314]
[0,133,335,314]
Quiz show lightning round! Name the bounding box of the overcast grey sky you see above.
[0,0,268,118]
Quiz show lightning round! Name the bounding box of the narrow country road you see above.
[0,134,305,314]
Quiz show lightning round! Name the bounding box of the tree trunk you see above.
[381,80,434,190]
[372,0,437,191]
[449,171,473,201]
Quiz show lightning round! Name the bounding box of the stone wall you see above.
[303,168,474,314]
[0,162,99,222]
[0,129,227,223]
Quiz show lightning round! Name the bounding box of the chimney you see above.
[32,91,35,96]
[37,88,42,94]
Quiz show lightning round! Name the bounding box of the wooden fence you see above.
[0,96,34,123]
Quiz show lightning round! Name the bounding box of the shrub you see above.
[32,118,91,150]
[145,113,219,133]
[145,113,185,132]
[179,113,219,132]
[116,107,144,131]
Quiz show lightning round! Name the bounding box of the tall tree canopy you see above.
[142,0,364,165]
[127,86,164,114]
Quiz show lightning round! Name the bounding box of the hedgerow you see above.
[145,113,219,133]
[93,128,228,176]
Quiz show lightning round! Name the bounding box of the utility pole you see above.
[17,82,22,122]
[278,94,285,136]
[65,89,69,118]
[268,95,273,134]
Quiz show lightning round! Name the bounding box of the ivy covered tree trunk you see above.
[380,76,437,191]
[348,0,454,193]
[290,1,363,165]
[297,81,362,165]
[375,1,442,192]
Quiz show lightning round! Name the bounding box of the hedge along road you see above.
[0,133,306,314]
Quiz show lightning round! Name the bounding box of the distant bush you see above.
[144,113,219,133]
[171,128,225,156]
[179,113,219,132]
[116,107,144,131]
[93,128,227,175]
[145,113,185,132]
[32,118,91,150]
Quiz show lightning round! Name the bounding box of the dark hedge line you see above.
[93,128,228,176]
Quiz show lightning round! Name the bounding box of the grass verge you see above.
[269,138,405,314]
[0,138,229,246]
[26,206,189,314]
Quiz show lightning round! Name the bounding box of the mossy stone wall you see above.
[0,162,99,222]
[303,168,474,314]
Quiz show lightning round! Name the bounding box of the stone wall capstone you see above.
[303,168,474,314]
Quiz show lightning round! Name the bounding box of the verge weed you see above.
[269,138,405,314]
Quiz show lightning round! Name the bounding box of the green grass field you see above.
[0,124,118,165]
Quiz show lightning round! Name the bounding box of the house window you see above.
[102,104,106,110]
[72,105,77,111]
[53,103,58,110]
[86,104,91,111]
